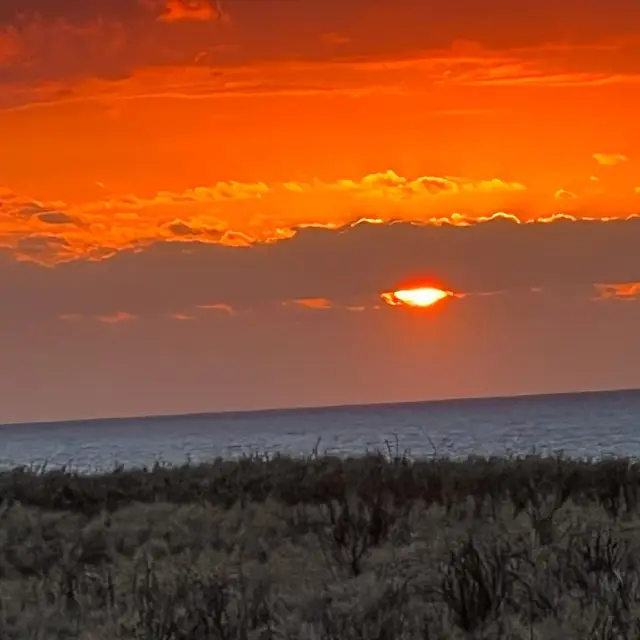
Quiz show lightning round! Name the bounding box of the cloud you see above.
[1,216,638,328]
[284,298,334,310]
[0,172,533,264]
[14,235,75,263]
[170,312,196,320]
[37,211,75,225]
[0,0,224,25]
[3,170,640,266]
[96,311,136,324]
[0,3,231,100]
[0,190,68,219]
[593,282,640,301]
[196,302,235,315]
[454,70,640,87]
[1,0,638,33]
[4,31,640,112]
[593,153,628,166]
[165,221,201,237]
[82,182,269,212]
[554,189,578,200]
[327,171,526,197]
[158,0,223,23]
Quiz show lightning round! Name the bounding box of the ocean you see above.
[1,388,639,473]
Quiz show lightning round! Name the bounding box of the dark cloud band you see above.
[0,217,638,322]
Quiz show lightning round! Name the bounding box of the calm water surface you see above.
[1,389,639,472]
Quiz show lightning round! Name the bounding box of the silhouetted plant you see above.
[439,536,519,633]
[573,527,627,575]
[319,495,374,577]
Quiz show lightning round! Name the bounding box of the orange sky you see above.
[1,0,639,423]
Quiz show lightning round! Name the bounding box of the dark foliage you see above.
[1,451,640,638]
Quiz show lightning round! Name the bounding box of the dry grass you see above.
[1,446,640,638]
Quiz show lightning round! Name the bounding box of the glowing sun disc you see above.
[381,286,451,308]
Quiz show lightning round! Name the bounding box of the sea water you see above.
[0,389,639,472]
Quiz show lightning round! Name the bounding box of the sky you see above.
[1,0,640,423]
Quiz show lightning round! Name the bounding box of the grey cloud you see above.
[0,0,636,28]
[0,1,158,25]
[0,217,639,325]
[165,221,225,239]
[3,201,74,225]
[37,211,75,225]
[4,0,640,105]
[0,1,228,87]
[167,221,200,236]
[17,235,70,253]
[18,204,50,217]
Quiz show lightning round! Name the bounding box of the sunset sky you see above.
[1,0,640,423]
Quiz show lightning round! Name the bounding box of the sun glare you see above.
[381,286,452,308]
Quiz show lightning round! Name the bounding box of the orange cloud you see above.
[96,311,136,324]
[285,298,333,310]
[170,312,196,320]
[593,153,628,166]
[593,282,640,301]
[6,36,640,114]
[327,171,526,197]
[158,0,222,23]
[82,182,270,212]
[554,189,578,200]
[456,70,640,87]
[197,302,235,315]
[2,169,640,265]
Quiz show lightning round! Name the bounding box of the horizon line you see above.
[2,385,639,430]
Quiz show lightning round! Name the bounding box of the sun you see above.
[381,286,452,308]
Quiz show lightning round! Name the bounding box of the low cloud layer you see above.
[0,217,637,326]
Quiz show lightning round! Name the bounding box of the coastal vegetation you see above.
[1,445,640,638]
